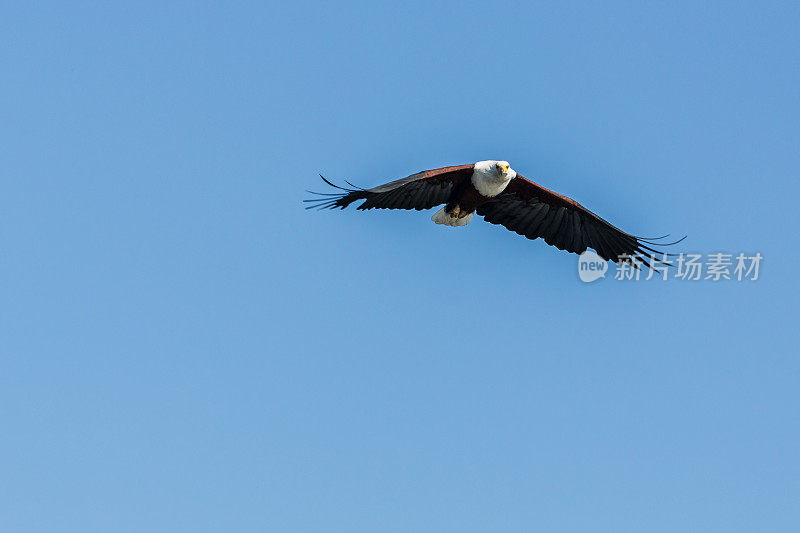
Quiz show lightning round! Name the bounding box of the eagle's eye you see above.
[496,162,510,174]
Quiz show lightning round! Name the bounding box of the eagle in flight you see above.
[306,160,681,267]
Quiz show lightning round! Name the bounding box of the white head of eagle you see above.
[471,159,517,198]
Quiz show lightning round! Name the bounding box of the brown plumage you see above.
[305,162,682,267]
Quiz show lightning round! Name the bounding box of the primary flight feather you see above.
[305,160,682,267]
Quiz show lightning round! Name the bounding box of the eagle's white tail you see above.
[431,207,474,227]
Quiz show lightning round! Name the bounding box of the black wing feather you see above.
[305,165,473,212]
[476,175,682,268]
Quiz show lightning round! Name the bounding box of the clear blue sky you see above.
[2,2,798,531]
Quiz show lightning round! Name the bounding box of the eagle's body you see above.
[306,160,680,267]
[431,160,516,227]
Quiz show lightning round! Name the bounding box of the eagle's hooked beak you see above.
[497,163,510,174]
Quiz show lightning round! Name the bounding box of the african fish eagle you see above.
[305,160,681,267]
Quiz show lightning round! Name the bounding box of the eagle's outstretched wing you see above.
[305,165,474,211]
[476,174,682,267]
